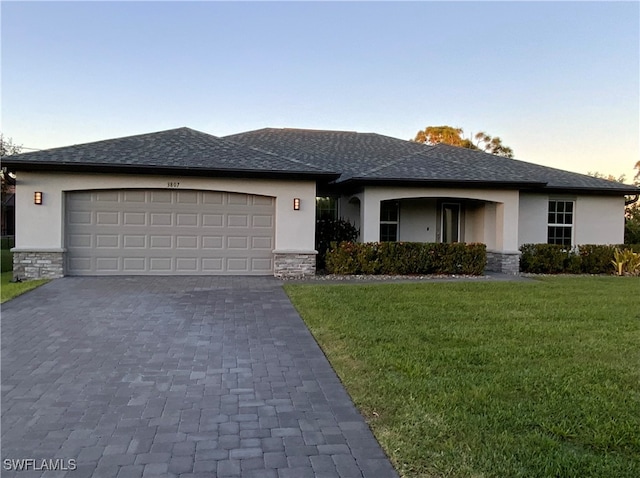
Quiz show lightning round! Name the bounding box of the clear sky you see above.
[2,1,638,180]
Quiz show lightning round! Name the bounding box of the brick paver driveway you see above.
[2,277,398,478]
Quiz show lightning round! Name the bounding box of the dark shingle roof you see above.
[225,128,429,180]
[5,126,638,194]
[2,127,336,179]
[226,128,640,194]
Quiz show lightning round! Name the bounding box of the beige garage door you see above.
[65,189,275,275]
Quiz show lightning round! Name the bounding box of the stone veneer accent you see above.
[12,249,65,280]
[486,250,521,274]
[273,251,317,278]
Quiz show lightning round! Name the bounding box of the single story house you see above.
[4,127,639,279]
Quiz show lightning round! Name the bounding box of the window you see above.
[547,200,574,246]
[380,200,399,242]
[316,197,338,221]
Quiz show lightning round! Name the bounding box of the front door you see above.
[441,203,460,243]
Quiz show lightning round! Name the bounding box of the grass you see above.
[1,271,49,303]
[1,241,50,302]
[285,277,640,478]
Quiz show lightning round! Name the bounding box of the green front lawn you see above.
[285,277,640,478]
[1,271,49,303]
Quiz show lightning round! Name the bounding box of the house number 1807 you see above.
[167,182,180,188]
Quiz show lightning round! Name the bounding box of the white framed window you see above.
[380,200,399,242]
[547,200,574,246]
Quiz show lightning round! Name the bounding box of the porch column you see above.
[360,191,380,242]
[487,197,521,274]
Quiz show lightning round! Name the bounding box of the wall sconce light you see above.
[34,192,43,205]
[293,198,301,211]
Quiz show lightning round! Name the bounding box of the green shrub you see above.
[325,242,486,275]
[0,237,15,249]
[519,244,572,274]
[624,243,640,253]
[520,243,640,274]
[0,237,13,273]
[325,241,359,274]
[1,249,12,273]
[315,218,359,270]
[578,245,617,274]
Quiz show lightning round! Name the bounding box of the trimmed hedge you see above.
[519,244,640,274]
[326,242,487,275]
[315,218,359,270]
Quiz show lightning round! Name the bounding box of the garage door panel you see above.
[96,191,119,202]
[123,235,146,248]
[123,257,146,271]
[68,234,92,247]
[124,212,146,225]
[149,257,172,271]
[66,190,274,275]
[227,193,249,205]
[227,236,248,249]
[150,236,172,248]
[253,195,274,206]
[228,215,249,227]
[251,258,273,272]
[150,213,172,226]
[202,236,223,249]
[203,214,224,227]
[68,211,92,225]
[123,190,146,202]
[252,236,273,249]
[96,235,119,248]
[69,257,92,272]
[176,257,198,271]
[96,257,119,271]
[177,213,198,226]
[176,236,198,249]
[177,191,198,204]
[227,257,249,272]
[96,212,119,225]
[150,191,172,203]
[202,258,224,272]
[252,215,273,227]
[203,192,224,204]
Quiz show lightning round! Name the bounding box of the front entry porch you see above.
[336,188,521,274]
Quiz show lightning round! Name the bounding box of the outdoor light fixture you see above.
[293,198,301,210]
[34,192,43,205]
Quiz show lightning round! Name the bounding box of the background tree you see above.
[413,126,473,148]
[1,134,21,198]
[629,162,640,244]
[473,131,514,158]
[1,134,21,239]
[413,125,514,158]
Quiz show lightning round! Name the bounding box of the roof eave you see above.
[3,161,340,181]
[525,185,640,196]
[336,177,547,189]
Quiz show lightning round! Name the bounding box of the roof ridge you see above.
[221,136,332,173]
[359,144,437,176]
